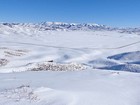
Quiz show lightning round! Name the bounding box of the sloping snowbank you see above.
[0,70,140,105]
[108,51,140,62]
[100,64,140,72]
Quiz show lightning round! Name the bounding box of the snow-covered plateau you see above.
[0,22,140,105]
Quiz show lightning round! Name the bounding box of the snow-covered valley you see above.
[0,22,140,105]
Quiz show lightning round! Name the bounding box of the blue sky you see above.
[0,0,139,27]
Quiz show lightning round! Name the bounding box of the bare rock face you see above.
[31,62,87,71]
[0,59,9,66]
[4,50,25,57]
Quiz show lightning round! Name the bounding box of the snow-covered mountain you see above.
[0,22,107,31]
[0,22,140,35]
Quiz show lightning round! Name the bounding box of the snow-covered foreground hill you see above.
[0,70,140,105]
[0,23,140,105]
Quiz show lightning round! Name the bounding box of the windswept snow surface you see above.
[0,23,140,105]
[0,70,140,105]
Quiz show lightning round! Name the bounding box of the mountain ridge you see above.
[0,22,140,35]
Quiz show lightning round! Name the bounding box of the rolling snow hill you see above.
[0,22,140,105]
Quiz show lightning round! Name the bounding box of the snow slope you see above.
[0,22,140,105]
[0,70,140,105]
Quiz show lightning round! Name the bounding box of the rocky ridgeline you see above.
[0,22,140,34]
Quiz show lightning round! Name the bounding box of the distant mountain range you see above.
[0,22,140,35]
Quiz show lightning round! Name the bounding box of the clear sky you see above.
[0,0,139,27]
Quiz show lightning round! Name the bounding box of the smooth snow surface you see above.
[0,24,140,105]
[0,70,140,105]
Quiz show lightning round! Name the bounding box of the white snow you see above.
[0,23,140,105]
